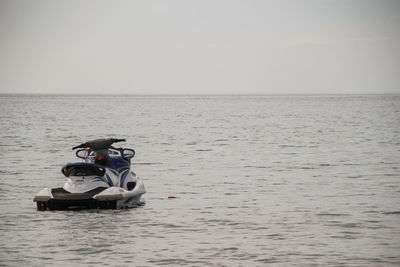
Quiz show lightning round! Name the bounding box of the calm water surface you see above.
[0,95,399,266]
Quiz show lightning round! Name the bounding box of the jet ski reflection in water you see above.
[33,138,146,210]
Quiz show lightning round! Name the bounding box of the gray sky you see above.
[0,0,399,94]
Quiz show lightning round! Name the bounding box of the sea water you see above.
[0,94,399,266]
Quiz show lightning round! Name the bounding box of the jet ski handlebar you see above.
[72,138,126,150]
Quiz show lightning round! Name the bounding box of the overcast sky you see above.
[0,0,399,94]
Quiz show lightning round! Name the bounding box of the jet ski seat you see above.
[62,163,106,177]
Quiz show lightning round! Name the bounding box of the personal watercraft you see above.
[33,138,146,210]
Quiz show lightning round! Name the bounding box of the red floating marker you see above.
[168,196,176,199]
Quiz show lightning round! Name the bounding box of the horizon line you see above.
[1,92,400,96]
